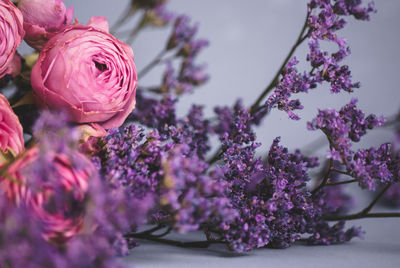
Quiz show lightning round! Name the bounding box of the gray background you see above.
[58,0,400,267]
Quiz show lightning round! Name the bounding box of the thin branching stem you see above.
[325,179,357,186]
[249,11,310,114]
[138,49,167,79]
[126,232,224,248]
[207,11,310,165]
[323,184,394,221]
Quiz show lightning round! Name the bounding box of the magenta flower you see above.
[18,0,74,50]
[0,146,95,244]
[31,21,138,129]
[0,93,24,162]
[0,0,24,79]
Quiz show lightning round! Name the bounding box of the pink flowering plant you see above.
[0,0,399,267]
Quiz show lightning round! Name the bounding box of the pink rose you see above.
[0,93,24,162]
[31,20,138,129]
[18,0,74,50]
[0,0,24,79]
[0,147,94,243]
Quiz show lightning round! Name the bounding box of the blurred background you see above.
[54,0,400,154]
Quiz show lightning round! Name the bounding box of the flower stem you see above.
[126,232,224,248]
[138,49,167,80]
[207,11,310,165]
[325,179,357,186]
[126,14,148,44]
[249,11,310,114]
[311,158,333,194]
[110,6,137,34]
[323,184,394,221]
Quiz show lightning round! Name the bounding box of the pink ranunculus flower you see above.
[0,93,24,163]
[0,146,94,243]
[18,0,74,50]
[31,19,138,129]
[0,0,24,79]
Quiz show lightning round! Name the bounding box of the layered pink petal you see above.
[0,147,94,243]
[31,23,138,129]
[18,0,74,50]
[0,93,24,159]
[0,0,24,78]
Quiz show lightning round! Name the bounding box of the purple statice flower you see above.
[157,62,179,94]
[98,124,231,236]
[0,196,53,268]
[129,0,174,27]
[306,0,375,93]
[338,98,384,142]
[169,105,211,158]
[152,59,209,95]
[307,99,385,167]
[308,99,397,190]
[178,38,210,58]
[214,100,256,145]
[130,91,177,133]
[84,169,154,255]
[306,221,363,245]
[99,124,163,199]
[32,110,80,154]
[167,15,198,50]
[178,60,209,93]
[214,134,325,251]
[147,3,175,27]
[333,0,376,20]
[265,57,313,120]
[159,145,236,233]
[352,143,399,190]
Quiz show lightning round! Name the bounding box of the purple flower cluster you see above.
[132,0,174,27]
[353,143,399,190]
[167,15,199,50]
[306,0,375,93]
[133,14,209,129]
[307,99,399,191]
[214,100,256,144]
[265,57,312,120]
[308,99,385,166]
[332,0,376,20]
[306,221,363,245]
[159,145,236,233]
